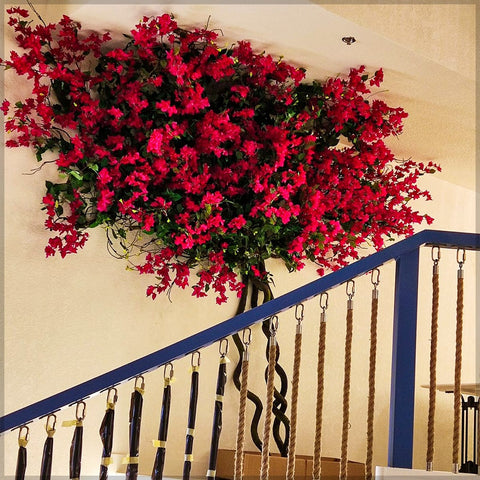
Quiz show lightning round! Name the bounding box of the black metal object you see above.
[40,414,56,480]
[206,340,228,480]
[68,401,86,480]
[152,364,173,480]
[15,426,28,480]
[99,388,117,480]
[460,395,479,474]
[183,352,200,480]
[126,376,144,480]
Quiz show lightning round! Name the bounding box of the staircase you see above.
[2,230,479,479]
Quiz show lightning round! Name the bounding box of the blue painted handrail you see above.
[1,229,479,466]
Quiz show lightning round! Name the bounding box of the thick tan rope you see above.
[286,327,303,480]
[426,250,440,471]
[452,255,464,472]
[234,355,249,480]
[366,282,379,480]
[260,337,277,480]
[313,307,327,480]
[340,285,354,480]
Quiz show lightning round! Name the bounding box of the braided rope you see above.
[234,357,249,480]
[452,267,464,471]
[366,290,378,480]
[260,340,277,480]
[286,330,303,480]
[426,257,440,470]
[340,299,354,480]
[313,319,326,479]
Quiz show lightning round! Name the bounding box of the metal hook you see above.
[346,279,355,299]
[319,292,329,311]
[269,315,279,336]
[371,268,380,287]
[134,375,145,391]
[76,401,86,421]
[295,303,304,323]
[45,413,57,433]
[107,387,118,406]
[457,248,466,267]
[164,362,174,380]
[191,350,201,368]
[18,425,29,443]
[242,327,252,347]
[431,246,441,263]
[219,338,229,357]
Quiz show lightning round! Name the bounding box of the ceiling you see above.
[4,2,477,190]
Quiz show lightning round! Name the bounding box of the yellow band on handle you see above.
[219,356,230,364]
[101,457,113,466]
[206,469,216,477]
[122,456,139,464]
[18,438,28,448]
[135,387,144,395]
[62,420,83,427]
[152,439,167,448]
[215,394,224,402]
[186,427,195,436]
[106,402,116,410]
[46,428,55,438]
[184,454,194,462]
[190,366,199,373]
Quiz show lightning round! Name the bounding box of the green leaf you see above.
[69,170,83,181]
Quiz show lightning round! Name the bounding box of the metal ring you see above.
[76,401,86,421]
[164,362,174,380]
[107,387,118,405]
[134,375,145,390]
[269,315,279,336]
[18,425,29,442]
[371,268,380,286]
[45,413,57,432]
[431,246,441,262]
[191,350,201,368]
[319,292,329,311]
[457,248,466,266]
[295,303,304,322]
[219,338,229,357]
[242,327,252,346]
[346,279,355,299]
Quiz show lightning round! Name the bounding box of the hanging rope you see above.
[452,249,465,473]
[426,246,440,471]
[15,425,29,480]
[286,304,304,480]
[40,414,56,480]
[340,280,355,480]
[183,351,200,480]
[125,375,145,480]
[366,269,380,480]
[313,293,328,480]
[152,363,174,480]
[99,387,117,480]
[206,338,229,480]
[234,328,251,480]
[260,316,279,480]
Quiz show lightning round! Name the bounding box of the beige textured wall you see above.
[2,2,477,477]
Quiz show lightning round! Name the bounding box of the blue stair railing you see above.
[1,229,479,471]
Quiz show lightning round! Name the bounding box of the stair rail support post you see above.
[388,247,420,468]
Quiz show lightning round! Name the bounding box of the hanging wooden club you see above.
[183,351,200,480]
[152,363,174,480]
[99,387,117,480]
[206,338,229,480]
[125,375,145,480]
[15,425,29,480]
[40,414,56,480]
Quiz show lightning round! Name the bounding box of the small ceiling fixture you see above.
[342,36,356,46]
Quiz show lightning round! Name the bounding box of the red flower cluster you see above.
[2,8,439,303]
